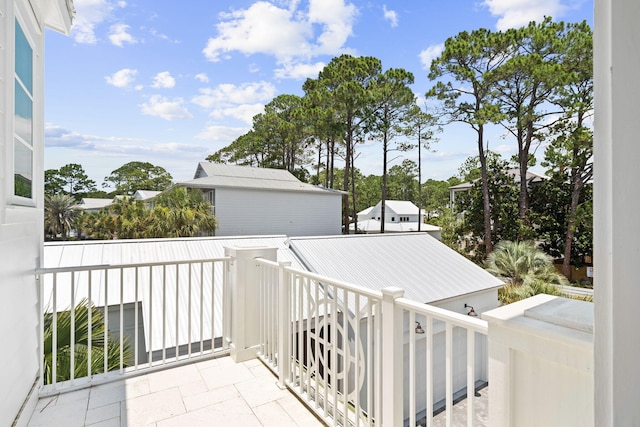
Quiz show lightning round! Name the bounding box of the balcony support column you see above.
[224,246,278,363]
[277,261,292,389]
[381,287,404,427]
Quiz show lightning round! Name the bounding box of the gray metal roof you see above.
[286,233,503,304]
[44,235,301,268]
[79,198,113,210]
[181,162,344,195]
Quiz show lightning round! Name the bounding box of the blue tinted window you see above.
[15,80,32,145]
[14,139,32,198]
[15,19,33,95]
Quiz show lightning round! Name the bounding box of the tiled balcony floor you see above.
[28,356,325,427]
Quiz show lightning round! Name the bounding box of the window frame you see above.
[9,7,40,207]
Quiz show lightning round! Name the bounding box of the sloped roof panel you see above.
[287,234,502,304]
[184,163,344,195]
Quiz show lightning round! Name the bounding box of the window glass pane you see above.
[15,80,33,145]
[14,140,33,198]
[15,19,33,94]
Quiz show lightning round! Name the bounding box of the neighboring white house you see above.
[449,168,548,207]
[78,197,113,212]
[180,163,344,236]
[353,200,442,239]
[0,1,74,425]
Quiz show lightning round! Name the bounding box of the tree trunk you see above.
[350,148,357,234]
[381,136,388,233]
[478,125,493,255]
[417,129,422,232]
[562,176,584,277]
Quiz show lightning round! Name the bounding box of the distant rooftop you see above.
[181,163,344,195]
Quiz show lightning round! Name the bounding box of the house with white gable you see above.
[180,162,344,237]
[353,200,442,239]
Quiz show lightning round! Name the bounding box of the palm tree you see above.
[43,299,133,385]
[44,193,81,240]
[486,240,567,304]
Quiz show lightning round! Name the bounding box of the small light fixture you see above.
[415,321,425,334]
[465,304,478,317]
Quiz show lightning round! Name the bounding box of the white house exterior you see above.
[449,168,548,207]
[0,1,73,426]
[181,163,343,237]
[354,200,442,239]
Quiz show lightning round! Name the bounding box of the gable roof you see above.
[181,163,344,195]
[134,190,161,201]
[380,200,421,215]
[79,198,113,210]
[287,233,503,304]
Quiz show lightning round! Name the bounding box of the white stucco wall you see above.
[0,1,46,425]
[485,295,593,427]
[214,187,342,236]
[594,0,640,424]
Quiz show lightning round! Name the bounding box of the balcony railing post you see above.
[224,246,278,363]
[381,286,405,427]
[277,261,292,389]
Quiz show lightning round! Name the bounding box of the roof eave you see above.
[31,0,75,34]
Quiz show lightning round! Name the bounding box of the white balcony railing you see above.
[36,249,488,425]
[255,257,488,427]
[36,257,231,394]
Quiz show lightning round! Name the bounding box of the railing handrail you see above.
[255,256,384,300]
[36,256,233,275]
[397,297,489,334]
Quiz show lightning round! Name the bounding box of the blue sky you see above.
[44,0,593,190]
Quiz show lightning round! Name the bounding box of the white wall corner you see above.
[484,295,594,427]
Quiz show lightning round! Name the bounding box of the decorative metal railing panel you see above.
[255,258,488,427]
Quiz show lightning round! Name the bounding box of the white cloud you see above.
[196,125,249,142]
[195,73,209,83]
[192,81,275,125]
[109,23,137,47]
[140,95,192,120]
[203,0,357,76]
[419,43,444,70]
[105,68,138,88]
[71,0,128,44]
[274,61,325,80]
[210,103,266,125]
[192,81,276,108]
[383,5,398,28]
[483,0,567,31]
[151,71,176,89]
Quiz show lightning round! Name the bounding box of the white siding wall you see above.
[0,1,45,425]
[214,188,342,236]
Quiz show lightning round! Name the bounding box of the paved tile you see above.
[182,384,239,412]
[29,399,87,427]
[28,356,333,427]
[253,400,298,426]
[121,387,186,426]
[146,363,202,393]
[235,373,289,408]
[85,402,120,425]
[199,359,254,390]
